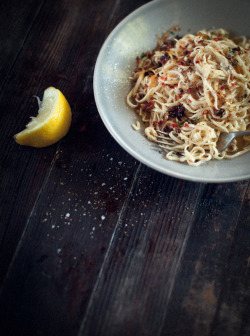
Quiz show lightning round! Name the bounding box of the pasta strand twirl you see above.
[127,27,250,166]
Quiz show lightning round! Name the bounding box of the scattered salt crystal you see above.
[65,213,70,218]
[124,177,128,180]
[101,215,106,220]
[57,248,62,254]
[51,224,55,229]
[102,183,106,186]
[92,227,95,231]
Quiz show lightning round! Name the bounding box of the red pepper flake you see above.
[188,99,192,103]
[195,60,199,64]
[171,123,177,128]
[147,101,152,107]
[220,86,225,90]
[161,82,165,86]
[231,83,235,87]
[184,123,189,127]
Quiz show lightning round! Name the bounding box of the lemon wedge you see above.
[14,87,72,148]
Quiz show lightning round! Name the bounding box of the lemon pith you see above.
[14,87,71,148]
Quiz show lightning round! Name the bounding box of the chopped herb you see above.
[228,48,234,57]
[191,119,199,124]
[178,119,188,126]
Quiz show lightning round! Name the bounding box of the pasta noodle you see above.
[127,27,250,166]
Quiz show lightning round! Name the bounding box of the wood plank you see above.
[0,0,44,89]
[79,166,205,335]
[78,179,249,336]
[0,141,139,336]
[209,183,250,336]
[1,1,249,336]
[1,0,135,283]
[160,181,250,336]
[0,0,146,335]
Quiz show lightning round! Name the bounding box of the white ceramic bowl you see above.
[94,0,250,183]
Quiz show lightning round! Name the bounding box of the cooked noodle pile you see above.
[127,27,250,166]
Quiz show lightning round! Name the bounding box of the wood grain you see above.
[0,0,44,88]
[0,0,144,284]
[0,0,249,335]
[79,176,250,336]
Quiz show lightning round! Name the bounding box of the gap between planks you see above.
[77,162,142,336]
[0,142,61,295]
[0,0,45,95]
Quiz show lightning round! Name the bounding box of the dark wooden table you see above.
[0,0,249,335]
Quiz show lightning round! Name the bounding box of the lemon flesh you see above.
[14,87,71,148]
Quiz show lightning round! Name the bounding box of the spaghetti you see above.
[127,27,250,166]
